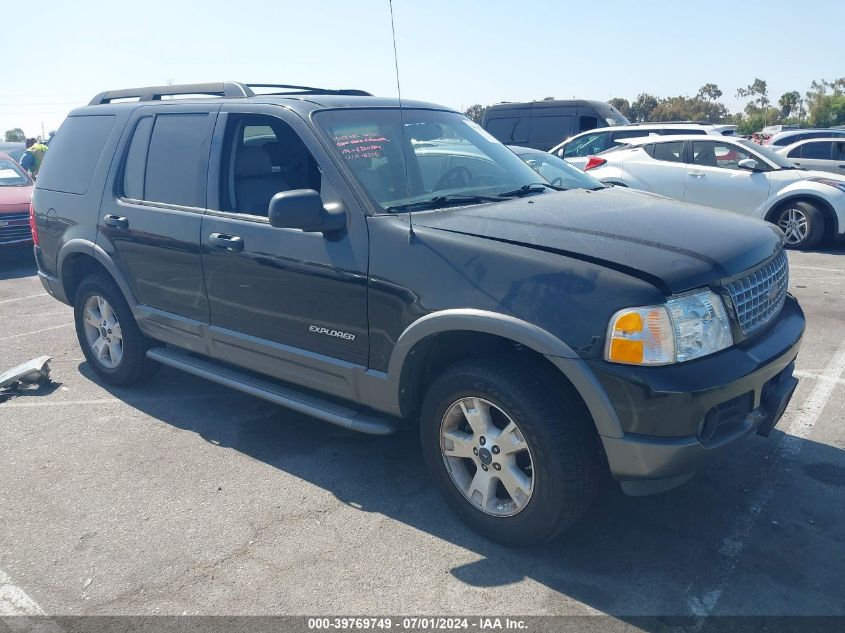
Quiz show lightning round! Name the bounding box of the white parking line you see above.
[0,569,44,616]
[2,394,235,408]
[789,265,845,274]
[0,293,48,305]
[687,344,845,618]
[0,323,73,342]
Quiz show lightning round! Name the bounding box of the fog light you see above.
[699,407,720,442]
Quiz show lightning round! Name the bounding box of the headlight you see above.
[605,290,733,365]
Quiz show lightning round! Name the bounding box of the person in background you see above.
[20,138,48,178]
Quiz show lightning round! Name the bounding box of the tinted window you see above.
[564,132,611,157]
[528,116,573,145]
[578,115,599,133]
[801,141,833,160]
[36,115,114,194]
[787,145,802,159]
[692,141,755,170]
[122,116,153,199]
[659,128,706,135]
[837,142,845,161]
[144,113,212,207]
[651,141,684,163]
[484,117,529,144]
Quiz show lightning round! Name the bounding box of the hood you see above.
[412,187,783,294]
[0,184,33,210]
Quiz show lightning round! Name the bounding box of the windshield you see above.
[515,151,605,190]
[737,138,795,169]
[314,109,551,211]
[0,158,30,186]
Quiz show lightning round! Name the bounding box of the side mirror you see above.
[737,158,761,172]
[557,149,565,158]
[268,189,346,234]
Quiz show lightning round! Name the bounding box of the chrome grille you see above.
[725,250,788,336]
[0,213,32,244]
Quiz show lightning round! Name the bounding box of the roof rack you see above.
[88,82,372,105]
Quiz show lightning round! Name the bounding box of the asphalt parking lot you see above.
[1,245,843,620]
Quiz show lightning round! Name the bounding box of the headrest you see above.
[235,146,272,178]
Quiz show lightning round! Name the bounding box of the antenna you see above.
[388,0,414,240]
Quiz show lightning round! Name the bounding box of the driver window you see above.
[692,141,754,170]
[216,114,321,216]
[564,132,609,157]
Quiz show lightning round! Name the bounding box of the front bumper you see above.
[588,295,804,495]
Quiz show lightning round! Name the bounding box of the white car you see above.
[550,122,737,170]
[585,135,845,249]
[776,138,845,176]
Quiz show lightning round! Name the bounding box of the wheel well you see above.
[766,195,839,239]
[61,254,110,304]
[398,331,588,421]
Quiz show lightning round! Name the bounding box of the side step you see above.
[146,347,399,435]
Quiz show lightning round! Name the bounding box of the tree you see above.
[778,91,801,119]
[737,78,770,125]
[463,104,486,124]
[542,96,555,101]
[4,128,25,142]
[608,97,632,120]
[630,93,659,122]
[804,78,845,127]
[697,83,722,102]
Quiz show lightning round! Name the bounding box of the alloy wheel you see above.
[440,397,534,517]
[778,207,809,245]
[82,295,124,369]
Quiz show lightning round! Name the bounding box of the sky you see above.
[3,0,844,139]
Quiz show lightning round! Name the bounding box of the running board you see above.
[146,347,399,435]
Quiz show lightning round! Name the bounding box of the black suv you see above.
[32,82,804,545]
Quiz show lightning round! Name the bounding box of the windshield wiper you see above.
[386,193,502,213]
[497,182,564,197]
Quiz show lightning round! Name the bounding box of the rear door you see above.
[97,103,218,325]
[624,140,687,200]
[683,140,770,214]
[789,141,835,173]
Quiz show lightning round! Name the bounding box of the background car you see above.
[551,122,737,170]
[776,138,845,176]
[0,141,26,164]
[0,152,35,247]
[765,128,845,148]
[481,99,630,151]
[584,135,845,249]
[509,145,606,191]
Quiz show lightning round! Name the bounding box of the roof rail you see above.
[89,82,254,105]
[246,84,372,96]
[626,120,718,126]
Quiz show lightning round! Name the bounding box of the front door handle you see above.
[209,233,244,252]
[103,214,129,229]
[688,171,705,178]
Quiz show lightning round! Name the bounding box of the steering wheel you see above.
[434,165,472,190]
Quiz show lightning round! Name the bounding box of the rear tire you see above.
[420,358,600,546]
[73,273,159,385]
[775,201,824,249]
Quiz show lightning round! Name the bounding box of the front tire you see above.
[776,201,824,249]
[420,359,600,546]
[74,273,158,385]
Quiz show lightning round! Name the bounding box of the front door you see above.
[683,140,770,215]
[200,105,369,388]
[97,104,218,324]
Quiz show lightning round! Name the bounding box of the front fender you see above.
[386,309,624,438]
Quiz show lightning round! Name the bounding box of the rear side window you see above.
[122,117,154,199]
[484,117,528,144]
[36,115,115,194]
[142,113,212,207]
[800,141,833,160]
[578,115,599,133]
[649,141,684,163]
[787,145,802,159]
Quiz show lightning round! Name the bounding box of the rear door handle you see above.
[209,232,244,252]
[103,214,128,229]
[688,171,705,178]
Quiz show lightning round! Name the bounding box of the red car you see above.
[0,152,34,247]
